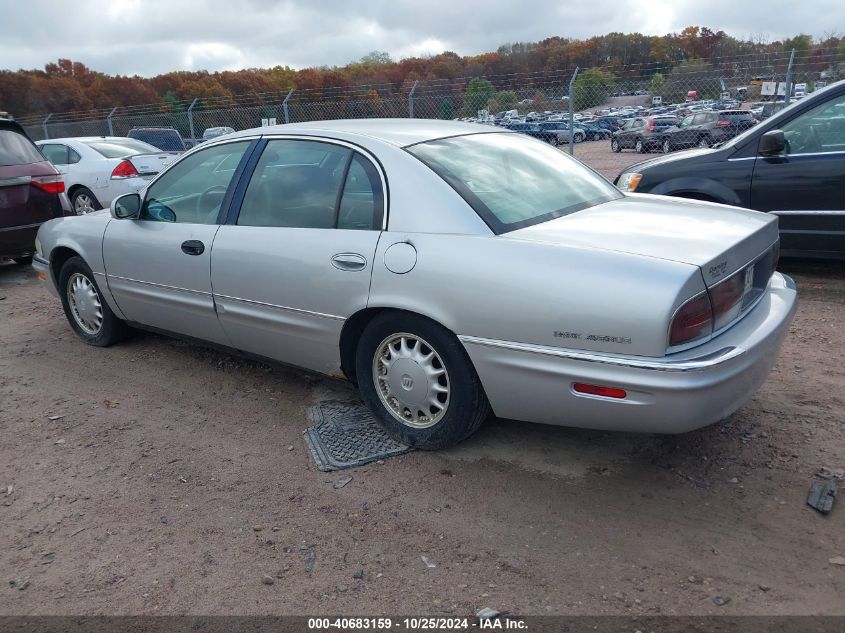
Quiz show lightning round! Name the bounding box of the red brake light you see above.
[645,119,654,131]
[709,271,746,330]
[573,383,627,399]
[31,174,65,194]
[669,292,713,347]
[715,119,731,127]
[111,160,139,179]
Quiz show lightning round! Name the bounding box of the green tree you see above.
[650,72,666,96]
[461,77,495,116]
[492,90,517,111]
[439,98,455,119]
[572,68,615,110]
[782,34,812,59]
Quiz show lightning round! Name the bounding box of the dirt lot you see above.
[1,258,844,616]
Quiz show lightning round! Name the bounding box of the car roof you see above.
[35,136,138,144]
[227,118,500,147]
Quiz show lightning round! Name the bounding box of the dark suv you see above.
[611,116,679,153]
[615,80,845,258]
[0,119,70,263]
[661,110,758,152]
[127,127,187,152]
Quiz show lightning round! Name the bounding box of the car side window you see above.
[337,153,384,230]
[40,144,69,165]
[782,93,845,155]
[68,148,82,164]
[237,140,351,229]
[141,141,251,224]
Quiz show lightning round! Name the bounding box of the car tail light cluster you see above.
[715,119,731,127]
[111,160,139,179]
[644,119,655,132]
[30,174,65,194]
[669,243,779,349]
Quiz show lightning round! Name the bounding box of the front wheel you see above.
[662,139,671,154]
[574,133,585,144]
[59,256,129,346]
[611,139,621,153]
[635,138,646,153]
[697,136,711,149]
[356,312,491,449]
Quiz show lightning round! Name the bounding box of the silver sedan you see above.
[33,119,797,449]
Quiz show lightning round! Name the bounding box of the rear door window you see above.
[0,128,45,166]
[40,144,71,165]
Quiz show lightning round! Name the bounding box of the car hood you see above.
[615,147,716,177]
[505,193,778,285]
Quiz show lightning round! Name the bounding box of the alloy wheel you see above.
[74,193,96,214]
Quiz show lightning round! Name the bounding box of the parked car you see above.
[535,121,586,144]
[660,110,758,153]
[572,121,612,140]
[504,122,560,145]
[36,137,179,214]
[615,80,845,258]
[0,118,70,263]
[33,119,796,449]
[611,116,679,153]
[202,127,235,142]
[127,127,187,152]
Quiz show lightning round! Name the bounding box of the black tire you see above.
[662,138,671,154]
[550,136,559,147]
[71,187,102,215]
[574,132,585,144]
[13,256,33,265]
[356,311,491,450]
[697,136,711,149]
[58,256,128,346]
[635,138,646,153]
[611,139,621,153]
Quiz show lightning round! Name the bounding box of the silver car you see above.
[33,119,797,449]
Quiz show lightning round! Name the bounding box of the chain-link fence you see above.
[16,49,844,180]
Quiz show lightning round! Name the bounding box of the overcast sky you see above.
[1,0,841,77]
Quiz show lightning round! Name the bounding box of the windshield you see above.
[406,132,621,233]
[82,138,161,158]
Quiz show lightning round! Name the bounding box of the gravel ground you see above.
[1,258,843,616]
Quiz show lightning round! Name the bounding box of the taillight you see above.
[31,174,65,194]
[709,270,746,330]
[669,292,713,347]
[715,119,731,127]
[645,119,654,131]
[111,160,139,179]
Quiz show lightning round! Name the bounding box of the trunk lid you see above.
[126,152,178,178]
[506,193,778,286]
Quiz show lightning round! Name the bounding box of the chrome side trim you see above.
[458,335,744,372]
[215,294,345,321]
[109,275,211,296]
[770,210,845,216]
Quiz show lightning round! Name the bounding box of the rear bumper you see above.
[461,273,797,433]
[0,222,40,258]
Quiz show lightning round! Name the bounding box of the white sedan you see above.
[36,137,178,215]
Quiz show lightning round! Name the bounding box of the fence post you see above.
[106,107,118,136]
[187,98,198,144]
[408,81,419,118]
[783,49,795,106]
[42,113,53,140]
[282,89,293,124]
[568,67,580,156]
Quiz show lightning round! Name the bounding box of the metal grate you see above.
[303,400,411,471]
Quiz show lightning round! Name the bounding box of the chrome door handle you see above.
[331,253,366,271]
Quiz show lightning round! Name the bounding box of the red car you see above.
[0,119,70,264]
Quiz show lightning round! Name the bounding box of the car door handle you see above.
[331,253,366,271]
[181,240,205,256]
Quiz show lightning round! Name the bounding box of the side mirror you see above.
[111,193,141,219]
[758,129,785,156]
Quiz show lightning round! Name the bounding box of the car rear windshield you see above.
[0,128,45,166]
[652,118,678,127]
[719,111,754,119]
[406,132,621,233]
[82,138,161,158]
[128,130,185,151]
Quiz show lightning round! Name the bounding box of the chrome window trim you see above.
[458,335,743,373]
[258,134,389,231]
[770,209,845,215]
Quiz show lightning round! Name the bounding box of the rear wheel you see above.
[356,312,491,449]
[611,139,621,153]
[59,256,128,346]
[635,138,646,153]
[697,136,711,149]
[662,138,671,154]
[71,187,102,215]
[574,132,585,144]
